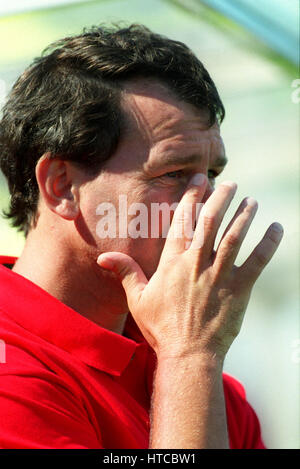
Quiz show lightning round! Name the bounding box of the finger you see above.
[238,222,284,287]
[189,181,237,256]
[213,197,258,273]
[160,173,207,261]
[97,252,148,308]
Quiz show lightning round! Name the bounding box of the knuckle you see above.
[244,205,256,218]
[254,249,269,268]
[203,212,217,231]
[190,185,204,196]
[268,231,281,245]
[224,232,239,248]
[173,211,185,225]
[186,186,204,202]
[116,263,130,277]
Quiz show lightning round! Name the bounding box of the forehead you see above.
[108,79,226,172]
[122,79,213,140]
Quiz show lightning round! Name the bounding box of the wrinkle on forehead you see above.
[115,79,225,175]
[146,130,225,174]
[121,79,213,145]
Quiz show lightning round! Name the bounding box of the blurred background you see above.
[0,0,299,449]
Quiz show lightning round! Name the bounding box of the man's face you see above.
[77,80,227,279]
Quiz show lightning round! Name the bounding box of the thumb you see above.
[97,252,148,306]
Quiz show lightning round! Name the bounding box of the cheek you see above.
[126,188,180,272]
[77,178,180,274]
[140,187,180,237]
[79,176,131,233]
[75,177,118,250]
[126,236,165,279]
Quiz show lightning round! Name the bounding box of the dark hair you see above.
[0,23,225,235]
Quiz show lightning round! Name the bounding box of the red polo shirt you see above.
[0,256,265,449]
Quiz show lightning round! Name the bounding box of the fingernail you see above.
[189,173,206,186]
[245,197,258,208]
[269,222,284,243]
[97,255,114,269]
[271,222,283,233]
[220,181,237,190]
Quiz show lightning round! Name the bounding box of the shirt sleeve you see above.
[223,373,266,449]
[0,373,103,449]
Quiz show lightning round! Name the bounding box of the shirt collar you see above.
[0,257,146,377]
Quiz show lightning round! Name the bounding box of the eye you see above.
[207,169,219,180]
[164,170,186,179]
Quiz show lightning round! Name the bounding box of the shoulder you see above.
[222,372,266,449]
[0,300,101,448]
[0,339,101,448]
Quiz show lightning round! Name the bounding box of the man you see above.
[0,24,283,449]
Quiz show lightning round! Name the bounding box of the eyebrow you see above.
[147,153,228,171]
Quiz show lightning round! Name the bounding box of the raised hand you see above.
[97,174,283,361]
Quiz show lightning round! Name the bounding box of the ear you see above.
[35,153,80,220]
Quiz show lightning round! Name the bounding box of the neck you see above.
[13,226,129,336]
